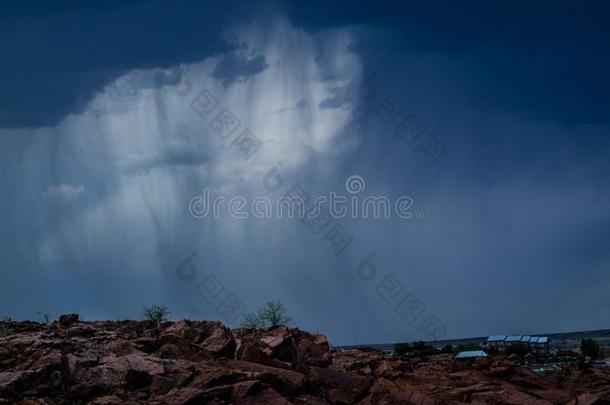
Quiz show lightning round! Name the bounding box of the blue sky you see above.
[1,0,609,345]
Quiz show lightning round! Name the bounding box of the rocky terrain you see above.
[1,315,609,404]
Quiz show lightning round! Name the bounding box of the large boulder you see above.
[332,349,386,373]
[200,325,236,358]
[293,331,332,367]
[235,327,297,369]
[0,349,64,400]
[308,366,372,404]
[215,360,306,397]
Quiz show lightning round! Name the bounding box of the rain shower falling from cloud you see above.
[0,16,364,335]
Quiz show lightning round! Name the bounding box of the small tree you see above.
[258,301,292,327]
[240,301,292,329]
[143,304,170,328]
[412,341,427,352]
[241,312,265,329]
[394,342,411,357]
[38,311,51,327]
[581,338,600,359]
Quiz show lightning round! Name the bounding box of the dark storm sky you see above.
[1,0,609,345]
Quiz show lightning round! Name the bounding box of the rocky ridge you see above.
[1,316,609,404]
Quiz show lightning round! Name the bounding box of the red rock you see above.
[218,359,306,396]
[293,394,332,404]
[488,356,517,377]
[332,349,385,373]
[163,321,200,342]
[308,366,372,404]
[200,325,236,358]
[149,387,208,404]
[294,332,332,367]
[359,379,438,405]
[1,319,609,404]
[237,386,295,404]
[235,326,304,370]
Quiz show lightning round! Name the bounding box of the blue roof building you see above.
[455,350,488,359]
[487,335,506,343]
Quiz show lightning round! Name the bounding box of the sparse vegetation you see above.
[143,304,170,328]
[394,341,447,357]
[241,312,265,329]
[393,342,411,356]
[413,341,427,352]
[0,326,13,338]
[581,338,600,359]
[453,342,483,353]
[240,300,292,329]
[38,311,51,327]
[442,344,454,354]
[505,343,529,357]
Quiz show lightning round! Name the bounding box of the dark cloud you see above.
[211,52,269,86]
[1,1,610,345]
[283,0,610,125]
[114,141,210,173]
[0,0,256,128]
[2,1,609,128]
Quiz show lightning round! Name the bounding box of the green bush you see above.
[0,326,13,338]
[453,342,482,353]
[394,342,411,356]
[442,344,454,354]
[143,304,170,328]
[505,343,529,356]
[581,338,600,359]
[412,341,427,351]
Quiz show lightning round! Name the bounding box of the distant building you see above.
[455,350,488,359]
[487,335,507,350]
[505,335,523,344]
[530,336,549,352]
[486,334,550,352]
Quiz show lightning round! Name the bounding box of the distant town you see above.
[340,328,610,375]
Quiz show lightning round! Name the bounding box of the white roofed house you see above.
[487,335,507,351]
[530,336,549,353]
[505,335,523,344]
[486,334,551,354]
[455,350,488,359]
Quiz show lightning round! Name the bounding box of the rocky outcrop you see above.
[0,317,609,404]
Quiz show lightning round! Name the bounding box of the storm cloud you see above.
[1,1,609,346]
